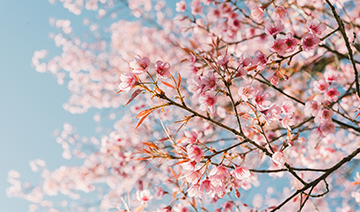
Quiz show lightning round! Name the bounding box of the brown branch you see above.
[325,0,360,98]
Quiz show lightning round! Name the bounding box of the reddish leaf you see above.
[114,89,123,94]
[201,207,210,212]
[249,126,261,134]
[287,128,291,141]
[134,112,151,131]
[136,108,154,118]
[157,137,169,142]
[134,206,145,212]
[160,80,175,89]
[143,142,158,149]
[176,137,187,144]
[177,72,182,89]
[189,39,198,49]
[123,89,143,107]
[169,167,177,180]
[172,159,190,166]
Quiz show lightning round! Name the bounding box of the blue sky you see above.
[0,1,99,211]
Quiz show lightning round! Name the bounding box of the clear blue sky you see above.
[0,1,99,211]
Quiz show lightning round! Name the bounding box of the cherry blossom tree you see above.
[7,0,360,211]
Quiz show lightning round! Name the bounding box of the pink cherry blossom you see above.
[185,170,202,183]
[232,166,251,180]
[282,115,295,129]
[187,183,203,198]
[222,201,235,212]
[136,189,153,204]
[301,33,320,51]
[155,60,171,79]
[284,32,299,52]
[265,21,284,37]
[176,0,186,12]
[270,75,279,85]
[313,79,329,93]
[201,71,217,91]
[209,165,231,183]
[307,19,326,35]
[272,151,285,166]
[238,86,257,101]
[119,73,137,93]
[282,101,296,115]
[319,122,335,135]
[273,6,287,20]
[191,0,203,15]
[271,38,288,55]
[130,54,150,75]
[324,68,339,83]
[326,87,340,102]
[199,92,217,114]
[186,144,204,163]
[254,91,271,108]
[184,130,199,144]
[304,100,321,117]
[251,6,264,22]
[252,50,268,70]
[314,109,333,124]
[200,178,216,197]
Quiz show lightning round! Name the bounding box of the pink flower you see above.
[271,38,287,55]
[351,190,360,203]
[187,183,203,198]
[254,91,271,108]
[304,100,320,117]
[262,104,282,123]
[282,101,295,115]
[130,54,150,75]
[313,79,329,93]
[119,73,137,93]
[209,165,231,183]
[173,203,189,212]
[200,178,216,197]
[324,68,338,83]
[199,92,217,114]
[222,201,235,212]
[216,55,230,66]
[191,0,203,15]
[188,76,204,98]
[253,50,268,70]
[136,189,153,204]
[176,0,186,12]
[272,151,285,166]
[326,87,340,102]
[282,115,295,129]
[184,131,199,144]
[301,33,320,51]
[273,6,287,20]
[284,32,299,52]
[155,60,170,79]
[251,6,264,22]
[232,166,251,180]
[185,170,202,183]
[186,144,204,163]
[154,186,165,199]
[319,122,335,135]
[265,21,284,37]
[181,161,197,171]
[229,18,241,29]
[238,86,257,101]
[307,19,326,35]
[201,71,217,91]
[314,109,333,124]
